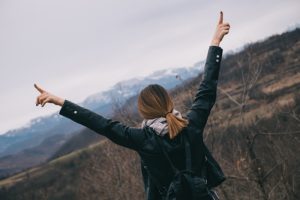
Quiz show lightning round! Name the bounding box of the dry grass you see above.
[262,72,300,94]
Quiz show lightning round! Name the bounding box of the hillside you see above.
[0,27,299,200]
[0,140,144,200]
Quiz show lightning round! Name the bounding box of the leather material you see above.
[59,45,225,200]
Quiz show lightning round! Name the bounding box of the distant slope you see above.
[48,128,104,161]
[0,27,299,200]
[0,140,145,200]
[0,133,73,178]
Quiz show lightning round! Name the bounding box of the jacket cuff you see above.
[203,46,223,81]
[59,99,79,118]
[207,45,223,64]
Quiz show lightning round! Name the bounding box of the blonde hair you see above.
[138,84,189,139]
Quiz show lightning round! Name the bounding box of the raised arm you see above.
[34,84,145,150]
[186,45,223,128]
[187,11,230,129]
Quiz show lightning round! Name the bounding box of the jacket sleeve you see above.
[59,99,145,150]
[187,45,223,129]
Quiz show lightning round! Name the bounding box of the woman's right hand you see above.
[34,83,65,107]
[211,11,230,46]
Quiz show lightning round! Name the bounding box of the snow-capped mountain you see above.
[82,62,204,110]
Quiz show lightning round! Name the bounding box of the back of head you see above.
[138,84,189,139]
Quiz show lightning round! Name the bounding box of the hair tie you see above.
[165,109,173,117]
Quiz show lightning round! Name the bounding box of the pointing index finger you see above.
[34,83,45,93]
[218,11,223,24]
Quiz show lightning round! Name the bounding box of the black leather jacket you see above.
[59,45,225,200]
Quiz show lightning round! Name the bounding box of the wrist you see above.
[56,98,65,107]
[210,39,220,46]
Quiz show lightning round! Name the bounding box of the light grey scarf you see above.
[141,109,183,136]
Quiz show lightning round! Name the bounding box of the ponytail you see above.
[166,111,189,139]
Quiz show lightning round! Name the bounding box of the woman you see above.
[35,11,230,200]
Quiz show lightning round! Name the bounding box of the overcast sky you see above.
[0,0,299,134]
